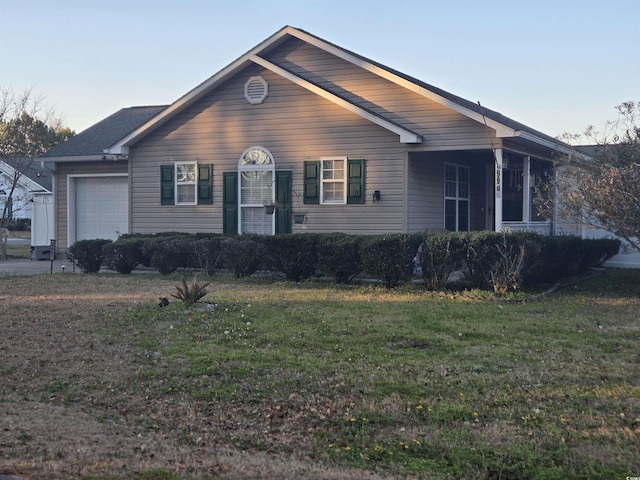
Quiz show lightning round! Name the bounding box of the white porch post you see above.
[522,155,531,226]
[494,148,503,232]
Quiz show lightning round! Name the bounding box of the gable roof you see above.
[40,105,167,161]
[0,159,51,192]
[105,25,569,156]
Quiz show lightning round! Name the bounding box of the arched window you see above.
[238,146,275,234]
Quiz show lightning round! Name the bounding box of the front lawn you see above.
[0,270,638,479]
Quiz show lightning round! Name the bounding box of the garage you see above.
[70,175,128,243]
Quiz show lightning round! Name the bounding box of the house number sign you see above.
[495,162,502,198]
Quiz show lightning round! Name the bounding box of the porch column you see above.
[522,155,531,225]
[494,148,503,232]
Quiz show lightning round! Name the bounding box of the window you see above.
[160,163,212,206]
[321,158,346,204]
[176,162,197,205]
[238,146,275,234]
[444,163,469,232]
[304,158,364,205]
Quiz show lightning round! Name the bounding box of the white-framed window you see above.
[444,163,470,232]
[238,146,275,234]
[321,158,346,204]
[175,161,197,205]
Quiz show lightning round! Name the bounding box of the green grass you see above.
[112,270,640,478]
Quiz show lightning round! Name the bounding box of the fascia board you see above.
[40,155,106,163]
[515,131,573,155]
[250,55,422,144]
[287,28,517,139]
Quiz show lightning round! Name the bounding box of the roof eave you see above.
[41,155,111,163]
[514,131,572,155]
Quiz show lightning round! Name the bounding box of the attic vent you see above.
[244,76,268,104]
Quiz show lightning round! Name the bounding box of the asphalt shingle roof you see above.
[40,105,167,159]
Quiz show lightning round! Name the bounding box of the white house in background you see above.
[571,145,640,269]
[0,159,53,221]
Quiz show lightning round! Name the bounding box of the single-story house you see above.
[40,25,576,253]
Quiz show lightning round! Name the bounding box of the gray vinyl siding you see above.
[130,63,407,235]
[266,38,499,151]
[407,155,445,232]
[54,161,128,251]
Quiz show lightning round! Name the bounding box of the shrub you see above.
[68,239,112,273]
[316,233,362,284]
[171,275,210,307]
[418,232,466,291]
[220,236,264,278]
[262,234,319,282]
[360,234,423,288]
[102,238,145,274]
[143,236,196,275]
[194,236,225,276]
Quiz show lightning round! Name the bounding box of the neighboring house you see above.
[40,25,573,252]
[0,158,52,221]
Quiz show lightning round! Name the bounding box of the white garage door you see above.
[75,177,128,241]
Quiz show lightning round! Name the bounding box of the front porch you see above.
[407,149,554,234]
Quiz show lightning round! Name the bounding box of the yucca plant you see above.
[171,275,210,307]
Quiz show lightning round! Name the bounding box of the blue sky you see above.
[2,0,638,141]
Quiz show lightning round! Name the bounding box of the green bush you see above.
[143,236,196,275]
[360,234,423,288]
[316,233,362,284]
[220,236,264,278]
[262,234,319,282]
[418,232,466,291]
[193,236,225,276]
[102,238,146,274]
[68,239,112,273]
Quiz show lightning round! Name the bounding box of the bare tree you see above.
[0,87,74,226]
[541,101,640,252]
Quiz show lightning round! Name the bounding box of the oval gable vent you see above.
[244,76,268,105]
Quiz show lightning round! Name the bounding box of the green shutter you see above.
[275,170,292,234]
[347,158,365,204]
[303,161,320,205]
[160,164,174,205]
[223,172,238,235]
[197,164,213,205]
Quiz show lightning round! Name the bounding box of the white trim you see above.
[66,173,128,247]
[104,25,564,154]
[175,161,197,205]
[320,157,347,205]
[494,149,503,232]
[250,55,422,144]
[443,162,471,232]
[522,156,531,225]
[286,28,517,139]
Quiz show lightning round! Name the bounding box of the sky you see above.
[2,0,639,142]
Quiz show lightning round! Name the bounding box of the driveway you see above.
[0,258,75,276]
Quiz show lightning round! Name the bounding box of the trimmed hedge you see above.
[70,231,621,293]
[316,233,362,284]
[360,234,423,288]
[68,239,113,273]
[261,234,319,282]
[143,236,197,275]
[102,238,146,274]
[220,235,264,278]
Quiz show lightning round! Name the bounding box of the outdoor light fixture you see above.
[372,190,381,202]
